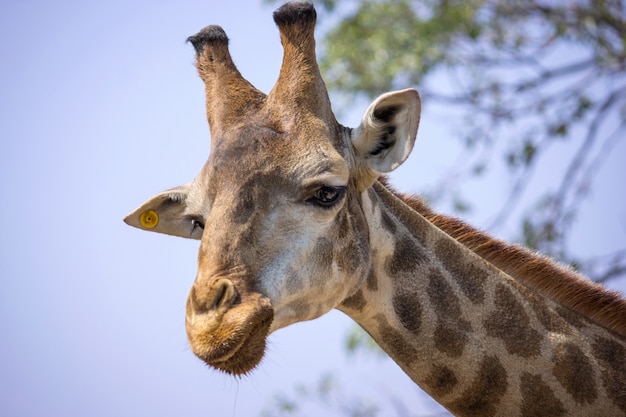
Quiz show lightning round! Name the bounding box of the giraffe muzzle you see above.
[185,278,274,375]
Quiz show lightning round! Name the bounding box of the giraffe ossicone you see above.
[125,2,626,416]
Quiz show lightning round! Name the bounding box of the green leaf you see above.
[573,96,592,119]
[522,141,537,165]
[453,196,471,213]
[345,325,384,356]
[548,122,568,138]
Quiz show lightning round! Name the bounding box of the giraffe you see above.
[124,3,626,416]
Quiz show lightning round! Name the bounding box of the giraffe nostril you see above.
[189,279,237,315]
[212,279,235,310]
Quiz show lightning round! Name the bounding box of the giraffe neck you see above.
[339,181,626,417]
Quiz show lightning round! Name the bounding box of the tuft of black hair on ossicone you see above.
[273,1,316,27]
[187,25,229,55]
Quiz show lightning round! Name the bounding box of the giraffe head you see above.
[124,2,420,375]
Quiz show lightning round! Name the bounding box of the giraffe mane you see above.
[378,178,626,338]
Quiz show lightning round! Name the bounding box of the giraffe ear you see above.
[124,183,203,240]
[351,89,421,189]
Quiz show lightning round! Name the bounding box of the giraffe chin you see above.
[188,306,274,376]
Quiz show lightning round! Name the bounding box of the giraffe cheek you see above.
[267,265,351,332]
[270,300,314,332]
[257,229,358,332]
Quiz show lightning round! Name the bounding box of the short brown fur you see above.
[379,177,626,338]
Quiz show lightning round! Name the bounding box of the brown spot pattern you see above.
[591,336,626,413]
[385,235,425,276]
[555,305,587,330]
[425,365,458,397]
[341,289,367,312]
[428,270,470,357]
[375,314,417,366]
[229,172,268,226]
[520,372,565,417]
[284,268,304,293]
[434,326,468,357]
[434,238,486,304]
[427,270,462,320]
[448,356,507,417]
[336,209,349,237]
[336,239,362,276]
[484,283,542,357]
[366,267,378,291]
[313,237,334,265]
[232,191,255,224]
[592,336,625,366]
[553,342,598,404]
[392,293,421,335]
[380,210,397,234]
[527,294,571,335]
[335,194,370,277]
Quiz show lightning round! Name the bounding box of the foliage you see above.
[262,371,452,417]
[262,373,381,417]
[317,0,626,283]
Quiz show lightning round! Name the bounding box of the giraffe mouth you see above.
[187,302,274,376]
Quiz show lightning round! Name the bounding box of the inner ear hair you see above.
[370,105,402,156]
[373,104,401,124]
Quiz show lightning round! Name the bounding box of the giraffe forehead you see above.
[206,125,350,193]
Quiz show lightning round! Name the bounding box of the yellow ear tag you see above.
[139,210,159,229]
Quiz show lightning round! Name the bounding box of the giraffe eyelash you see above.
[184,215,205,237]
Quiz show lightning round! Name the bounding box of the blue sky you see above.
[1,1,624,416]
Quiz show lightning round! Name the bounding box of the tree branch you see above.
[550,88,624,220]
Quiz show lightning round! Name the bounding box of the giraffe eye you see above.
[191,218,205,231]
[308,186,346,208]
[188,216,205,237]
